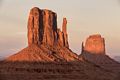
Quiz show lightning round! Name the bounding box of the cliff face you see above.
[28,7,42,45]
[28,7,69,48]
[83,34,105,54]
[28,7,57,46]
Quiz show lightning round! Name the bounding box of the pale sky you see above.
[0,0,120,58]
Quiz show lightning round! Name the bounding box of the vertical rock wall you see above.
[28,7,69,48]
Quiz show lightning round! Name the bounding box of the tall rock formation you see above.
[28,7,58,46]
[6,7,78,62]
[28,7,69,48]
[83,34,105,54]
[28,7,42,45]
[57,18,69,48]
[62,18,69,48]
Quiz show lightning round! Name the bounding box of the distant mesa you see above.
[82,34,105,54]
[80,34,120,71]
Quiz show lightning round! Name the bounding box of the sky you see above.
[0,0,120,58]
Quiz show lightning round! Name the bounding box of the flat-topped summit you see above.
[83,34,105,54]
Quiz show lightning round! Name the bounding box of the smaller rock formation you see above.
[83,34,105,54]
[80,34,120,72]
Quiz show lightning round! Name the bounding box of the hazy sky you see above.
[0,0,120,58]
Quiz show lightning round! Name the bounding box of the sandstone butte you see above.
[82,34,105,54]
[80,34,120,72]
[6,7,79,62]
[5,7,120,71]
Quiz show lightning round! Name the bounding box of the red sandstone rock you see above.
[57,29,64,46]
[83,34,105,54]
[57,18,69,48]
[62,18,69,48]
[28,7,41,46]
[27,8,69,48]
[62,18,67,34]
[28,8,58,46]
[42,9,58,46]
[6,7,79,62]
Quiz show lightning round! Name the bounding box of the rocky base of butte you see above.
[0,7,120,80]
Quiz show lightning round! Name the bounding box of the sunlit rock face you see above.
[28,7,58,46]
[62,18,69,48]
[83,34,105,54]
[28,7,41,45]
[57,18,69,48]
[28,7,69,48]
